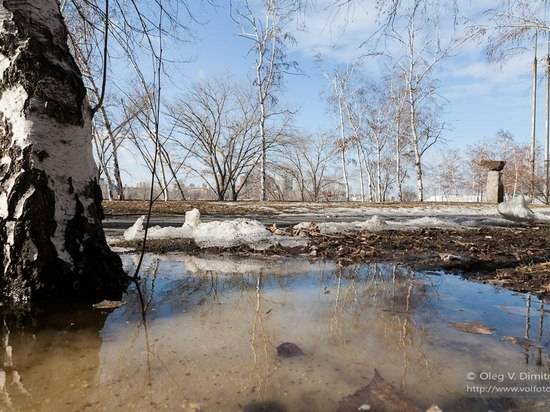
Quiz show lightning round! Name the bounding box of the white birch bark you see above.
[335,78,350,201]
[0,1,126,303]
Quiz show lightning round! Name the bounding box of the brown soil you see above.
[116,224,550,298]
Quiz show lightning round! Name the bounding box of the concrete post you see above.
[487,170,504,203]
[480,160,506,203]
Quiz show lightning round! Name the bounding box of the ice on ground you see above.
[123,209,307,250]
[110,246,136,253]
[391,216,460,229]
[294,215,460,234]
[147,225,194,239]
[276,203,550,223]
[278,205,499,218]
[315,215,388,234]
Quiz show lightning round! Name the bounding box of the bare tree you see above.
[233,0,301,201]
[387,74,410,202]
[327,67,355,201]
[342,74,369,202]
[303,135,337,202]
[279,135,335,202]
[465,143,492,202]
[530,33,539,199]
[63,0,197,202]
[434,149,466,200]
[167,80,265,201]
[64,2,128,200]
[275,140,308,201]
[387,0,460,201]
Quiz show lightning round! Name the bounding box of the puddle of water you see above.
[1,254,549,412]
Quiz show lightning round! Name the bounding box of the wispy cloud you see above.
[441,50,533,100]
[290,1,379,63]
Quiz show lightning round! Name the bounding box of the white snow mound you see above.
[124,215,145,241]
[193,219,272,248]
[123,211,306,250]
[185,208,201,227]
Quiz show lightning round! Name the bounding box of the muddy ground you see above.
[116,223,550,298]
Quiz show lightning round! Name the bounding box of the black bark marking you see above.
[0,2,128,306]
[34,149,49,161]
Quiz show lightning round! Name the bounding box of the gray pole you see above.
[546,41,550,204]
[545,1,550,204]
[531,32,538,201]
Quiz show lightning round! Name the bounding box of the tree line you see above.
[64,0,550,203]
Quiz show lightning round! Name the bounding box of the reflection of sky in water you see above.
[2,254,549,412]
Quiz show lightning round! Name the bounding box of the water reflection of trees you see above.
[118,257,550,409]
[522,294,548,367]
[128,259,449,402]
[325,263,434,391]
[2,255,549,411]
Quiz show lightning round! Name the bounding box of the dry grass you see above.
[515,261,550,277]
[103,199,493,216]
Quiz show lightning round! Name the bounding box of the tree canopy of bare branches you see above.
[167,80,267,201]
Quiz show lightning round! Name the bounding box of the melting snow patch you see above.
[294,214,461,234]
[123,216,145,241]
[193,219,274,248]
[391,216,460,229]
[317,215,389,234]
[123,209,306,250]
[185,208,201,227]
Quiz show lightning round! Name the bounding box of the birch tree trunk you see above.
[396,112,403,202]
[356,144,365,202]
[376,144,382,203]
[409,85,424,202]
[256,41,268,202]
[0,1,127,304]
[337,93,350,202]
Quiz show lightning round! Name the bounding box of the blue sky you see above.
[117,0,548,184]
